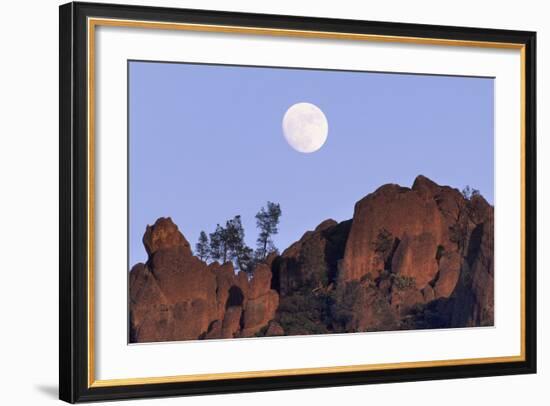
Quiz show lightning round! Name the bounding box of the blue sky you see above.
[129,61,494,267]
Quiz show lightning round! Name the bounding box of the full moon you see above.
[282,102,328,153]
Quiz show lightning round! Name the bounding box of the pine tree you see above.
[255,201,282,260]
[209,224,228,263]
[195,231,210,261]
[202,204,282,273]
[225,215,254,273]
[208,216,254,272]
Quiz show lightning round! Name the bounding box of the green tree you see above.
[195,231,210,261]
[255,201,282,260]
[373,228,393,254]
[209,224,228,263]
[225,215,253,272]
[209,216,255,273]
[372,228,394,270]
[235,245,255,275]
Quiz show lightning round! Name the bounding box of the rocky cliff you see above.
[129,175,494,343]
[130,218,279,342]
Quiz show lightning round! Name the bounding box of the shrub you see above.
[328,281,363,332]
[392,274,416,290]
[276,290,331,335]
[372,228,393,255]
[360,271,375,286]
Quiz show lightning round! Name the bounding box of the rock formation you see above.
[130,218,278,342]
[129,175,494,343]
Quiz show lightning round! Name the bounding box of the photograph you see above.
[128,61,495,343]
[55,1,537,402]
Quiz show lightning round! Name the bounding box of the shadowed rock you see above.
[271,219,351,296]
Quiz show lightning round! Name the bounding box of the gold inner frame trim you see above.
[87,17,527,388]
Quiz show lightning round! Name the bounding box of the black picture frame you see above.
[60,1,537,403]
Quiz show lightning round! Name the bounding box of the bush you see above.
[360,272,375,286]
[372,228,393,254]
[328,281,363,332]
[276,290,331,335]
[392,274,416,290]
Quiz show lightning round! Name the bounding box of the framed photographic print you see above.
[59,1,537,403]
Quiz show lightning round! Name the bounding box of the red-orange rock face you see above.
[248,264,272,300]
[142,217,191,257]
[241,290,279,337]
[434,251,461,299]
[211,262,236,321]
[150,248,216,306]
[341,181,448,284]
[221,306,242,339]
[391,232,439,289]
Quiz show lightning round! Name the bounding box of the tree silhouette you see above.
[209,224,228,263]
[200,203,282,273]
[225,216,252,271]
[208,216,254,273]
[195,231,210,261]
[255,201,282,260]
